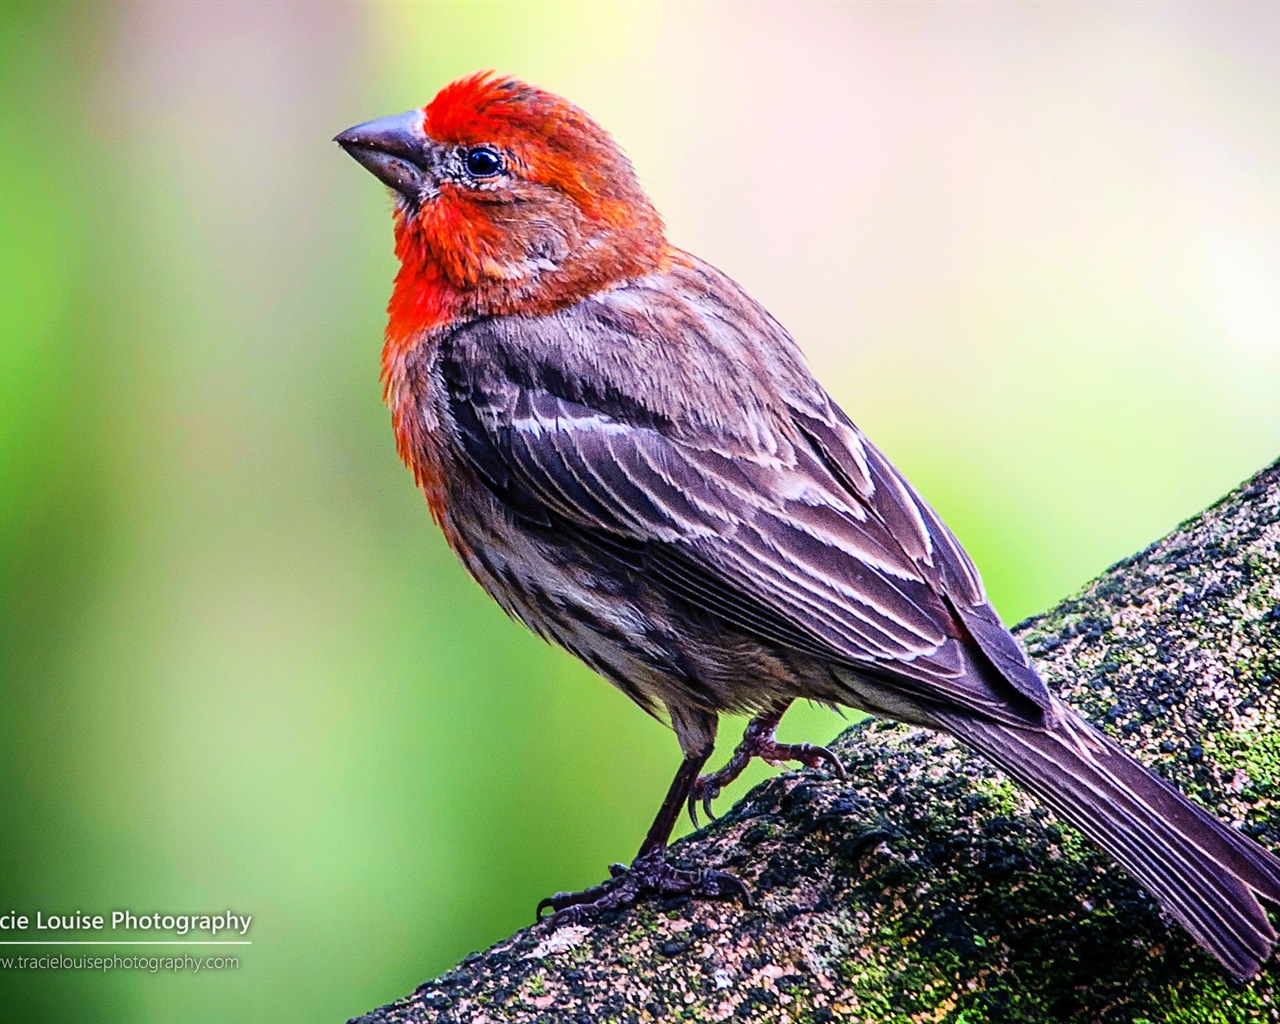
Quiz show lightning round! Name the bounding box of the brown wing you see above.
[438,256,1051,723]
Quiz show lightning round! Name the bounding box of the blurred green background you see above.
[3,2,1279,1020]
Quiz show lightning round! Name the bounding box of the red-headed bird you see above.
[337,73,1280,978]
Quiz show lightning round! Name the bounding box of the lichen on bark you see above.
[352,461,1280,1024]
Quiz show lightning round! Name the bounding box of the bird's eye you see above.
[464,146,503,178]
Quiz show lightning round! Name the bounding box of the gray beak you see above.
[335,110,431,199]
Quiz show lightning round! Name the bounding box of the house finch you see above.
[337,72,1280,979]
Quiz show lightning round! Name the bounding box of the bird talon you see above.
[689,776,723,828]
[534,895,559,921]
[713,870,753,907]
[535,856,750,926]
[806,743,847,780]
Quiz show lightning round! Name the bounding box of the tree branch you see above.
[353,459,1280,1023]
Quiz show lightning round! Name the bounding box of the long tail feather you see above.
[936,700,1280,980]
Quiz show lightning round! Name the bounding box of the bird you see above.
[336,71,1280,979]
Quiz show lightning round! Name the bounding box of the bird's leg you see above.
[537,711,750,925]
[688,699,846,826]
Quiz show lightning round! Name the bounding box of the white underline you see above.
[0,941,251,946]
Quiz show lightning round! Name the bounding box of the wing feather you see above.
[436,257,1052,721]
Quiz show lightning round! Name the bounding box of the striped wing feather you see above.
[439,264,1052,724]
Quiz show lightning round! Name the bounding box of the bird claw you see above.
[687,736,847,828]
[795,741,848,781]
[536,853,750,926]
[686,780,721,829]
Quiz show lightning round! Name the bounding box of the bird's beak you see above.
[334,110,432,200]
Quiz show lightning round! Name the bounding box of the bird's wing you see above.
[785,398,1054,717]
[435,263,1051,723]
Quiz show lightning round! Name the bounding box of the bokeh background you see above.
[3,2,1279,1020]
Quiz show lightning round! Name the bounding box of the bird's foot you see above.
[535,851,751,926]
[689,728,847,827]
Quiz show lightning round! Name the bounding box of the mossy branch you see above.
[352,460,1280,1024]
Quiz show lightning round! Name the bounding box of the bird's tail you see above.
[936,700,1280,979]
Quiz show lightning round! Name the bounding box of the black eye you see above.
[465,146,503,178]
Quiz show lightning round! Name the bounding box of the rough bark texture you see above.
[353,461,1280,1024]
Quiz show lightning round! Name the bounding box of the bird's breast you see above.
[382,332,457,543]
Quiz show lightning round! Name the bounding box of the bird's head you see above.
[336,73,666,329]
